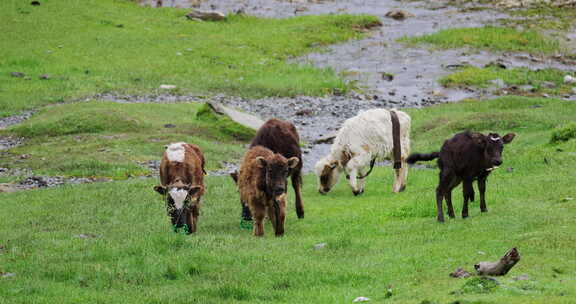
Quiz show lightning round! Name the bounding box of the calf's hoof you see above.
[437,216,445,223]
[481,208,488,213]
[462,214,469,219]
[398,185,406,192]
[297,212,304,219]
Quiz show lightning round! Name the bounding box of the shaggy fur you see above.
[154,143,206,233]
[407,131,515,222]
[238,146,298,237]
[314,108,411,195]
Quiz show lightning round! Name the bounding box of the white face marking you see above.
[490,136,500,142]
[166,142,186,162]
[169,188,188,209]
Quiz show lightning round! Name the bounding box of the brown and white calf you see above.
[407,131,515,222]
[153,142,206,233]
[238,145,299,237]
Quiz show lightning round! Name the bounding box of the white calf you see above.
[314,108,411,195]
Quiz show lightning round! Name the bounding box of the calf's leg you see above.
[250,203,266,237]
[291,172,304,219]
[267,197,286,237]
[462,180,474,218]
[346,152,371,195]
[478,176,488,212]
[186,205,199,234]
[393,159,408,193]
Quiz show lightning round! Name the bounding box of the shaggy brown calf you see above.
[407,131,515,222]
[233,118,304,222]
[153,142,206,233]
[238,145,299,237]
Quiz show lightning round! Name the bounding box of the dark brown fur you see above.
[238,146,298,237]
[235,118,305,220]
[407,131,515,222]
[154,143,206,233]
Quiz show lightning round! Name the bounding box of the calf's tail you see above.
[406,152,440,164]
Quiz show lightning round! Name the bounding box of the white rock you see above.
[314,243,327,250]
[353,296,371,302]
[564,75,576,84]
[160,84,177,89]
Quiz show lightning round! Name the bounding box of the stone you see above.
[564,75,576,84]
[572,87,576,95]
[353,296,371,302]
[513,274,530,281]
[541,81,557,88]
[206,102,264,131]
[380,72,394,81]
[490,78,506,88]
[313,243,327,250]
[1,272,16,278]
[449,267,472,278]
[0,183,18,193]
[10,72,25,78]
[159,84,177,89]
[313,133,337,144]
[517,85,535,93]
[186,9,226,21]
[30,1,40,6]
[385,10,414,20]
[163,123,176,128]
[39,74,51,80]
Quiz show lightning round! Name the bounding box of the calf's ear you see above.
[256,156,267,167]
[230,171,238,184]
[502,133,515,144]
[154,186,167,195]
[287,157,299,169]
[188,186,202,196]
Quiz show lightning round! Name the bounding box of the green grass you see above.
[1,96,575,303]
[501,4,576,31]
[0,0,379,117]
[399,26,562,55]
[440,66,576,96]
[0,102,250,179]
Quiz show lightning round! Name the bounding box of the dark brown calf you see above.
[238,145,299,237]
[234,118,304,221]
[407,131,515,222]
[153,142,206,233]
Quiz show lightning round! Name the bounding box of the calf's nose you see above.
[273,186,285,195]
[493,159,502,166]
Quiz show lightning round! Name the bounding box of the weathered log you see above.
[474,247,520,276]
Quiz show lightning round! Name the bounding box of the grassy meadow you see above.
[1,96,575,303]
[0,0,379,116]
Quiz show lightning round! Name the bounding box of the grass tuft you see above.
[550,123,576,144]
[400,26,562,55]
[440,66,575,96]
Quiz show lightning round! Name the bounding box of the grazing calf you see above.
[238,145,299,237]
[407,131,515,222]
[153,142,206,233]
[314,109,411,195]
[232,118,304,221]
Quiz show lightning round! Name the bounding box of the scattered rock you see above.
[39,74,51,80]
[19,176,48,188]
[76,233,99,239]
[159,84,177,89]
[206,102,264,131]
[564,75,576,84]
[10,72,25,78]
[517,85,535,93]
[186,9,226,21]
[562,197,574,202]
[490,79,506,89]
[19,154,30,159]
[380,72,394,81]
[484,61,507,69]
[1,272,16,278]
[314,243,327,250]
[513,274,530,281]
[163,123,176,128]
[385,10,414,20]
[353,296,370,302]
[506,167,514,173]
[30,1,40,6]
[313,133,336,144]
[541,81,557,89]
[0,183,18,193]
[572,87,576,95]
[450,267,472,278]
[295,109,314,116]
